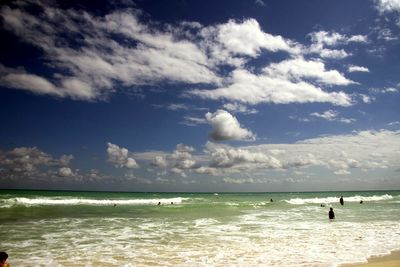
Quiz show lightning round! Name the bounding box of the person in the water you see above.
[340,196,344,206]
[329,208,335,220]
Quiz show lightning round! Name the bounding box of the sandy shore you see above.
[341,250,400,267]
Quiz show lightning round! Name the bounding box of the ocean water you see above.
[0,190,399,267]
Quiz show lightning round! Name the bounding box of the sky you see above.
[0,0,399,192]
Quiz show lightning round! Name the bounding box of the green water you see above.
[1,190,399,266]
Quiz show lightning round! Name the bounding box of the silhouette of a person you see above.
[329,208,335,220]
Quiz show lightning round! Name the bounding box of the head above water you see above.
[0,252,8,263]
[330,208,333,211]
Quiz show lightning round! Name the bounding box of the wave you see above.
[285,194,394,205]
[0,197,188,208]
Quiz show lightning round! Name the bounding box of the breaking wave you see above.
[0,197,188,208]
[285,194,394,205]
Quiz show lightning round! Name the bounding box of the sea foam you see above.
[1,197,187,207]
[285,194,394,205]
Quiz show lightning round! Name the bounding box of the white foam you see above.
[2,197,188,207]
[285,194,394,205]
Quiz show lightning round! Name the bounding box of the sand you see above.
[341,250,400,267]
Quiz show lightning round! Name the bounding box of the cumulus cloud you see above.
[58,167,74,177]
[256,130,399,174]
[0,146,79,183]
[189,130,400,177]
[148,144,201,179]
[212,19,299,57]
[107,142,139,169]
[205,110,255,141]
[114,130,400,181]
[205,142,282,169]
[0,147,73,173]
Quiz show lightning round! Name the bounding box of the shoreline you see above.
[341,250,400,267]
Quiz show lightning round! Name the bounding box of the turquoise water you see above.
[1,190,400,266]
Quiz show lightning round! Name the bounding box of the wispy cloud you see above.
[0,1,362,108]
[310,110,356,123]
[348,65,370,73]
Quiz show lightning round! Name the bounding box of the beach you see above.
[342,250,400,267]
[1,190,399,266]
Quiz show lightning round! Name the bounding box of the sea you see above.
[0,190,399,267]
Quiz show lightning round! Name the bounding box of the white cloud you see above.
[166,103,190,111]
[218,129,400,175]
[223,103,258,114]
[0,1,361,110]
[119,130,400,180]
[310,110,338,120]
[181,116,208,126]
[223,177,255,184]
[149,144,200,177]
[206,142,281,169]
[0,72,59,96]
[192,69,353,106]
[205,110,255,141]
[0,146,77,182]
[310,110,356,123]
[263,58,356,85]
[106,142,139,169]
[255,0,265,6]
[214,19,299,57]
[370,87,399,94]
[376,0,400,13]
[348,65,370,73]
[151,156,168,168]
[306,31,367,59]
[309,31,368,46]
[0,3,221,100]
[58,167,74,177]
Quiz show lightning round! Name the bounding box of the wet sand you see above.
[342,250,400,267]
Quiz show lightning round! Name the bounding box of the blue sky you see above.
[0,0,399,192]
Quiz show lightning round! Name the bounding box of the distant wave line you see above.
[285,194,394,205]
[1,197,188,207]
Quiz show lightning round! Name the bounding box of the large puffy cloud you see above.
[205,110,255,141]
[213,18,300,57]
[107,142,139,169]
[192,69,352,106]
[58,167,74,177]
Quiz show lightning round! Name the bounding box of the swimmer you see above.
[329,208,335,220]
[0,252,9,267]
